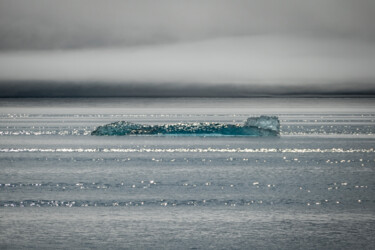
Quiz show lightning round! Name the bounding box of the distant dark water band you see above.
[0,148,373,153]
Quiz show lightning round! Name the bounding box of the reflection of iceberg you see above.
[91,116,280,136]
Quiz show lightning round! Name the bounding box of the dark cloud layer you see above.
[1,81,374,98]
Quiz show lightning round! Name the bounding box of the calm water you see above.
[0,98,374,249]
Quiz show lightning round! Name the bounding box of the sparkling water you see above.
[0,98,374,249]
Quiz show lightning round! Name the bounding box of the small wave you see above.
[0,199,316,208]
[1,198,369,208]
[0,148,373,153]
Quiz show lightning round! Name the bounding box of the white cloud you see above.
[1,36,374,86]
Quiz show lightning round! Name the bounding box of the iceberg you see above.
[91,116,280,136]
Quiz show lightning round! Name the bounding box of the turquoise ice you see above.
[91,116,280,136]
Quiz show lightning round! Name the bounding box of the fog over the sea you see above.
[0,0,374,97]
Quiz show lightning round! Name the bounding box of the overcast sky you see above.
[0,0,374,96]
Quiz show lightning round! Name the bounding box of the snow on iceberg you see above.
[91,116,280,136]
[245,116,280,132]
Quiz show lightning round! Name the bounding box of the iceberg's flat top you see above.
[91,116,280,136]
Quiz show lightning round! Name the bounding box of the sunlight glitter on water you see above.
[1,98,375,249]
[0,147,374,153]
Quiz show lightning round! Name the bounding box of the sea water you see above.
[0,98,374,249]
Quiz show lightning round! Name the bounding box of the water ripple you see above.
[0,147,373,153]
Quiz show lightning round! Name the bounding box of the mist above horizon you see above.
[0,0,374,97]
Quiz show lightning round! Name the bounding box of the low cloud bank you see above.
[0,36,374,97]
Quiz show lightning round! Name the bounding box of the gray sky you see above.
[0,0,374,96]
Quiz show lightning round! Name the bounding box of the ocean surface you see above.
[0,97,374,249]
